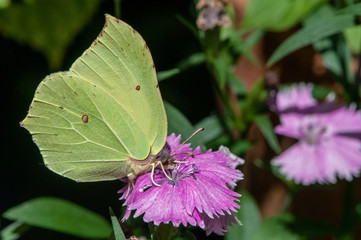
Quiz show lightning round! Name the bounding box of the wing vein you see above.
[72,58,139,124]
[30,103,126,155]
[86,90,132,154]
[47,159,125,164]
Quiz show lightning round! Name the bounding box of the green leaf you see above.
[267,14,356,66]
[157,69,180,82]
[243,30,265,50]
[220,23,247,41]
[228,73,247,96]
[312,85,332,100]
[212,57,228,87]
[224,28,264,66]
[252,215,302,240]
[239,78,268,130]
[0,221,30,240]
[176,14,199,40]
[230,140,253,155]
[0,0,10,9]
[305,5,356,100]
[226,192,261,240]
[243,0,325,32]
[157,52,206,82]
[109,208,126,240]
[176,52,206,70]
[235,29,264,66]
[314,38,344,78]
[3,197,112,239]
[150,223,176,240]
[206,133,232,150]
[0,0,100,69]
[270,164,298,189]
[174,230,197,240]
[344,25,361,54]
[356,202,361,218]
[303,3,336,26]
[194,115,223,143]
[164,101,205,150]
[254,115,281,153]
[336,2,361,15]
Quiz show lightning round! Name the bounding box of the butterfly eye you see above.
[81,114,89,123]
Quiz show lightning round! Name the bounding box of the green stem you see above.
[204,27,220,59]
[281,187,295,213]
[333,33,354,103]
[149,223,175,240]
[337,181,355,240]
[354,45,361,106]
[114,0,121,19]
[202,28,239,137]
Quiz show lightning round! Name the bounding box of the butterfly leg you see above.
[158,161,173,181]
[125,173,136,198]
[150,160,174,186]
[150,163,161,187]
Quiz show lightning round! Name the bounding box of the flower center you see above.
[167,163,199,186]
[301,122,328,144]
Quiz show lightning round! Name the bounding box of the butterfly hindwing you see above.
[21,15,168,182]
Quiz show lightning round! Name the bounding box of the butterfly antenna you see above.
[170,128,204,155]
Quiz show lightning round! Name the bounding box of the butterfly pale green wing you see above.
[21,14,168,182]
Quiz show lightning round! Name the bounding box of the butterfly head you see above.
[154,143,176,168]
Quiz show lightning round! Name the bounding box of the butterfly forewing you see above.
[21,15,168,182]
[70,14,167,158]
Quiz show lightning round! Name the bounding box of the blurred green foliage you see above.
[3,197,112,239]
[243,0,326,31]
[0,0,101,69]
[226,192,261,240]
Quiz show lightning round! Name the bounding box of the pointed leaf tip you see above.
[109,208,126,240]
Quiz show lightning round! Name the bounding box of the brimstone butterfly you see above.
[21,14,169,183]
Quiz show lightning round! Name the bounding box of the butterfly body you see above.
[21,15,168,182]
[128,144,174,177]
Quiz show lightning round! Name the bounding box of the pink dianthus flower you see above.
[273,83,361,185]
[119,134,243,235]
